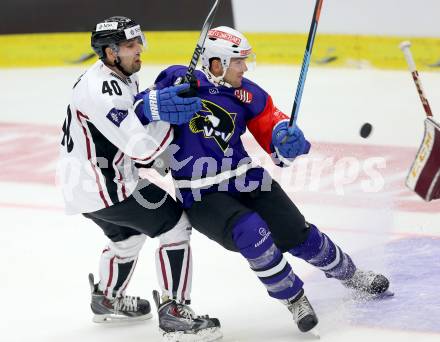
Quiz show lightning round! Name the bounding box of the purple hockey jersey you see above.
[154,65,290,208]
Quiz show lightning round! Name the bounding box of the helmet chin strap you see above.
[104,45,132,77]
[202,66,232,88]
[114,56,132,77]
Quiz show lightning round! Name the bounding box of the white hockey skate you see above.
[88,273,153,323]
[153,290,222,342]
[285,289,319,333]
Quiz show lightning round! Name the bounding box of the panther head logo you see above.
[189,100,236,151]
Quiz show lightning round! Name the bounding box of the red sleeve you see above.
[246,95,289,153]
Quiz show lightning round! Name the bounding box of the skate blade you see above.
[373,290,394,299]
[93,312,153,324]
[308,328,320,339]
[351,289,394,302]
[160,327,222,342]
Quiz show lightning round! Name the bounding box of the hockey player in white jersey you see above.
[57,16,221,341]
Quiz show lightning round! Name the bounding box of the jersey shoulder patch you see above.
[106,108,129,127]
[234,88,253,104]
[239,78,269,117]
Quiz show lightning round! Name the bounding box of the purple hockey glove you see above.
[135,83,201,125]
[271,121,311,161]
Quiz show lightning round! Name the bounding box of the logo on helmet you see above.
[208,30,242,45]
[124,25,143,40]
[240,48,252,57]
[96,22,118,31]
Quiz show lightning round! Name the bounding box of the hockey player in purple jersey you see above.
[138,26,391,334]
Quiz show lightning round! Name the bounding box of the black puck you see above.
[360,123,373,138]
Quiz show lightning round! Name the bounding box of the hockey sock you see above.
[156,212,193,303]
[98,234,146,298]
[156,241,192,303]
[289,224,356,280]
[232,212,303,300]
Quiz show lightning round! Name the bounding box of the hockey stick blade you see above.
[66,52,96,64]
[427,58,440,67]
[315,55,337,65]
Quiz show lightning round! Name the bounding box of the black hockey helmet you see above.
[91,16,146,59]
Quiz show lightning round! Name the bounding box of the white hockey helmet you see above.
[201,26,256,70]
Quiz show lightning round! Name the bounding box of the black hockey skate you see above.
[286,289,319,333]
[341,269,390,296]
[152,290,222,342]
[88,273,152,323]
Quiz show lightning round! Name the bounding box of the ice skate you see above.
[285,289,319,333]
[342,269,392,298]
[88,273,152,323]
[152,290,222,342]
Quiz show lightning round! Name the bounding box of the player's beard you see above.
[123,59,141,74]
[131,61,141,74]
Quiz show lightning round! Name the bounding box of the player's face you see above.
[116,38,144,74]
[224,58,248,88]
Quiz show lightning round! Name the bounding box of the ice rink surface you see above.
[1,64,439,342]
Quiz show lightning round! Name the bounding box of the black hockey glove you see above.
[177,73,199,98]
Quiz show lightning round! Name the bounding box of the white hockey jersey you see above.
[57,60,173,215]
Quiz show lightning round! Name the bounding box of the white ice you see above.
[1,63,439,342]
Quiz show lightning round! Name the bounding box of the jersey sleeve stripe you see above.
[131,126,173,163]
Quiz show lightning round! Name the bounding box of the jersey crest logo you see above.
[189,100,236,151]
[234,89,253,104]
[106,108,128,127]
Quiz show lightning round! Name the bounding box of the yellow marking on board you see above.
[1,32,439,70]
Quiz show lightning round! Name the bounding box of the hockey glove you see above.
[136,84,201,125]
[176,73,200,98]
[271,121,311,161]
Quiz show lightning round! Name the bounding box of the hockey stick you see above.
[184,0,221,83]
[399,41,433,117]
[287,0,324,135]
[66,52,96,64]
